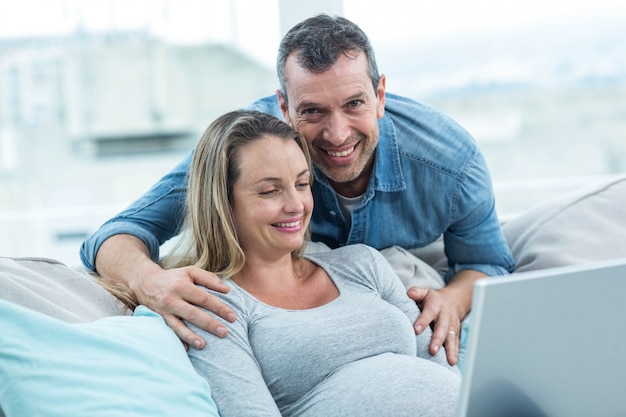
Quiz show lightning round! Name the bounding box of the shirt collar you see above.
[371,114,406,192]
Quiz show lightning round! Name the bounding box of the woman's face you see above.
[231,135,313,259]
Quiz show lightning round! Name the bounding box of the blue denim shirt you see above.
[81,93,515,280]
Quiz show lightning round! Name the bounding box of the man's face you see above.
[279,52,386,197]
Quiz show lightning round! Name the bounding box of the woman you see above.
[113,110,461,416]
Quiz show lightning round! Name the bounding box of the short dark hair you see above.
[276,14,380,108]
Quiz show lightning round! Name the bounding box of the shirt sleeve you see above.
[365,245,419,321]
[444,148,516,280]
[79,150,192,272]
[186,288,282,417]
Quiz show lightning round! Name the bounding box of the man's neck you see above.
[328,176,368,198]
[327,161,374,198]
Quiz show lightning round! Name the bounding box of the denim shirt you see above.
[81,93,515,280]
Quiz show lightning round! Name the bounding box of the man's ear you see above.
[276,89,291,124]
[376,75,386,119]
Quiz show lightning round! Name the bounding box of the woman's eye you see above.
[260,189,278,196]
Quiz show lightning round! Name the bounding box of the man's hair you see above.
[277,14,381,108]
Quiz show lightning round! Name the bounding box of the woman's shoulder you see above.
[306,244,385,288]
[197,279,249,314]
[308,243,381,264]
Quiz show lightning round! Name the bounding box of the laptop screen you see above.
[457,258,626,417]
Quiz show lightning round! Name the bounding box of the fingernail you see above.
[216,326,227,337]
[193,339,202,349]
[226,313,236,322]
[433,344,439,353]
[415,325,423,333]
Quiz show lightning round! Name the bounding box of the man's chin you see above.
[324,170,360,186]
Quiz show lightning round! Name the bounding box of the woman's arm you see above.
[367,246,456,371]
[186,288,282,417]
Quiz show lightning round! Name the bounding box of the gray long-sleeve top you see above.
[188,244,461,417]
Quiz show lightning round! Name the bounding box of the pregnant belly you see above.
[283,352,461,417]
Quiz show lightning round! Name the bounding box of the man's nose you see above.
[322,112,351,146]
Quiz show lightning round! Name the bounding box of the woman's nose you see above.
[283,188,305,213]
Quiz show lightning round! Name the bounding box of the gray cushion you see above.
[0,257,128,322]
[397,174,626,278]
[503,174,626,272]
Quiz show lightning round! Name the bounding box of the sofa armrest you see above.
[0,256,128,322]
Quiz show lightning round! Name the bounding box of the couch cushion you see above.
[0,256,126,322]
[0,301,219,417]
[403,174,626,277]
[502,174,626,272]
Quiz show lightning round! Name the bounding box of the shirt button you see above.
[330,211,336,216]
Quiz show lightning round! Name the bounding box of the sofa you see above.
[2,174,626,416]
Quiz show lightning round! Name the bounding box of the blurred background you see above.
[1,0,625,267]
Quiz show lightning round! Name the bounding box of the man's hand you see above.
[133,264,237,350]
[408,287,461,365]
[407,269,487,366]
[95,234,236,350]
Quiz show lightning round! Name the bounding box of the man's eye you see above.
[348,100,363,108]
[301,108,319,116]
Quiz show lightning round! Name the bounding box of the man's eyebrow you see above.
[296,92,367,112]
[346,92,366,101]
[295,101,319,112]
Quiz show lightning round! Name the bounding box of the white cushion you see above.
[502,174,626,271]
[0,256,127,321]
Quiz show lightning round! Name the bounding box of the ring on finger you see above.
[448,330,457,336]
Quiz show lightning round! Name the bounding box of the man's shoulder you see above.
[245,95,284,120]
[384,92,473,142]
[384,92,440,115]
[383,92,477,169]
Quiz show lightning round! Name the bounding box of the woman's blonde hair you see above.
[100,110,311,309]
[160,109,313,278]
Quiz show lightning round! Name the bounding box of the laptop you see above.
[457,258,626,417]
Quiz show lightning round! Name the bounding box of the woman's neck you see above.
[232,255,338,310]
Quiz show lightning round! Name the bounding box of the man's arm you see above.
[408,148,515,365]
[81,150,194,272]
[82,150,236,347]
[94,234,236,348]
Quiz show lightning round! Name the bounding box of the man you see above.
[81,14,514,366]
